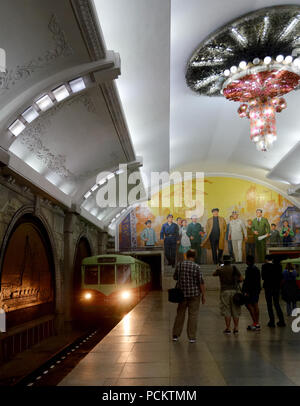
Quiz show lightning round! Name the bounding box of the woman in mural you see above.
[179,219,191,259]
[202,208,227,264]
[140,220,157,247]
[280,220,294,247]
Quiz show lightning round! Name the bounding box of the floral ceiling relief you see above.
[10,94,97,181]
[0,14,73,93]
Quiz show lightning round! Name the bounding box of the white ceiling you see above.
[93,0,300,204]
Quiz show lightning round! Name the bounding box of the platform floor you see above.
[59,289,300,386]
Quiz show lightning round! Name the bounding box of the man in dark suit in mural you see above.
[160,214,179,267]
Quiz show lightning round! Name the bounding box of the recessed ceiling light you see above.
[36,94,54,111]
[224,69,230,76]
[263,56,271,65]
[52,85,70,102]
[69,77,86,93]
[239,61,247,69]
[84,191,92,199]
[91,184,98,192]
[21,106,39,123]
[276,55,284,63]
[8,119,26,136]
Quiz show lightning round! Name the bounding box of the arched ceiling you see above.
[1,0,300,235]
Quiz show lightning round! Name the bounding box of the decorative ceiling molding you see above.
[0,14,73,94]
[12,93,97,180]
[71,0,106,61]
[100,81,136,162]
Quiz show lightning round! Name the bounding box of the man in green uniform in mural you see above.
[251,209,271,263]
[187,215,205,264]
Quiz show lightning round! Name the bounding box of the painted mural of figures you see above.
[251,209,271,263]
[176,217,184,264]
[280,220,294,247]
[226,215,234,260]
[187,215,205,264]
[202,208,227,264]
[246,219,256,257]
[229,211,247,263]
[178,219,191,259]
[269,223,281,246]
[140,220,157,247]
[160,214,179,267]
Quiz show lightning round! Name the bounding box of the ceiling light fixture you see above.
[8,119,26,136]
[21,106,39,123]
[35,94,54,111]
[69,77,86,93]
[52,84,70,102]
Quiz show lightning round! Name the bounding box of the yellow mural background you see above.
[120,176,296,248]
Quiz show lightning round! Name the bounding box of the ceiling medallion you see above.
[186,5,300,151]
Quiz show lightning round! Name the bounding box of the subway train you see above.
[79,254,151,316]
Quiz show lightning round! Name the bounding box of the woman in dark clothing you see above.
[282,263,298,316]
[242,255,261,331]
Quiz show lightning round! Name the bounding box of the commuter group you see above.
[171,250,300,343]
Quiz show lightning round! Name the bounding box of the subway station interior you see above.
[2,0,300,389]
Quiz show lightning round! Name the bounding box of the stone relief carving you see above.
[0,14,73,93]
[15,94,96,179]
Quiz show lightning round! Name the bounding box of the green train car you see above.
[80,254,151,313]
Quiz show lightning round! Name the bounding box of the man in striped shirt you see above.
[172,249,206,343]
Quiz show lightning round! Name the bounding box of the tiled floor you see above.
[59,289,300,386]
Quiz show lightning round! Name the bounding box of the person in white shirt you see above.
[229,211,247,263]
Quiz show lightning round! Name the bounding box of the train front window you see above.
[100,265,115,284]
[84,266,98,285]
[116,264,131,284]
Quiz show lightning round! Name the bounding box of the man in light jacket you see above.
[229,211,247,263]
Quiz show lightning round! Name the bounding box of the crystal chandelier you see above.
[221,57,300,151]
[185,5,300,152]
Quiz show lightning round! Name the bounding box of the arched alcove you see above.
[0,214,55,329]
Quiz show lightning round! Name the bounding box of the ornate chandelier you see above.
[186,5,300,152]
[222,58,300,151]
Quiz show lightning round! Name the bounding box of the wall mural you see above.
[118,177,300,253]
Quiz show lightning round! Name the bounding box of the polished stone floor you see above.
[59,290,300,386]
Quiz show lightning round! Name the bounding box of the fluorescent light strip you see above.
[69,77,86,93]
[35,94,54,112]
[9,119,26,136]
[52,85,70,102]
[107,173,115,180]
[91,184,99,192]
[84,191,92,199]
[116,168,125,175]
[22,106,39,123]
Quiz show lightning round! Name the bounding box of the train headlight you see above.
[84,292,92,300]
[121,291,131,300]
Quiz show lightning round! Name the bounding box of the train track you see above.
[16,316,120,387]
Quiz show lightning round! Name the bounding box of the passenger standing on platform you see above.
[243,255,261,331]
[280,221,294,247]
[172,249,206,343]
[140,220,157,247]
[226,215,234,260]
[282,263,298,316]
[229,211,247,263]
[213,255,243,335]
[179,219,191,259]
[251,209,271,263]
[187,215,205,264]
[176,217,183,264]
[246,220,256,257]
[261,255,285,327]
[160,214,179,268]
[269,223,281,246]
[202,208,227,264]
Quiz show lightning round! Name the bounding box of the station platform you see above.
[59,284,300,386]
